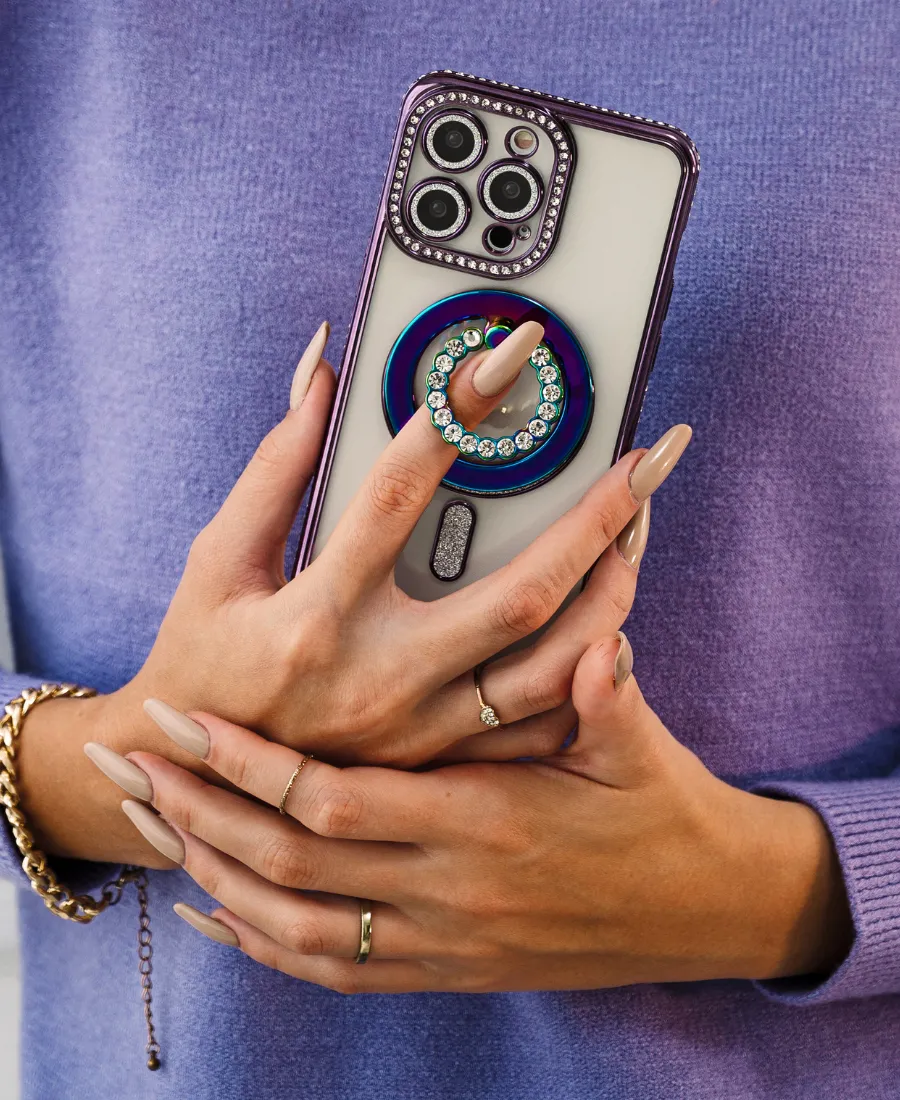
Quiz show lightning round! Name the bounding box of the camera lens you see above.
[480,161,542,222]
[424,111,486,172]
[441,127,466,152]
[501,177,522,203]
[407,179,469,240]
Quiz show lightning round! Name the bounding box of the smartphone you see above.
[295,71,698,600]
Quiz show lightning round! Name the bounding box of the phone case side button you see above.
[648,277,674,375]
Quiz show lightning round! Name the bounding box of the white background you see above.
[0,551,22,1096]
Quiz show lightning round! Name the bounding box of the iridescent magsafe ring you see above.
[382,289,594,498]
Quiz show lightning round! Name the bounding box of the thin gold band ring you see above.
[278,754,314,816]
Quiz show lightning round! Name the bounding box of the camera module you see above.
[407,178,470,240]
[423,111,486,172]
[479,161,543,222]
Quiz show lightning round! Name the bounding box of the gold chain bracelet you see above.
[0,683,161,1069]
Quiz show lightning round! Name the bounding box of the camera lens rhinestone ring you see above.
[479,160,543,222]
[426,325,565,463]
[423,110,487,172]
[407,178,470,241]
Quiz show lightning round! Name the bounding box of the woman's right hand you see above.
[19,319,689,866]
[129,317,688,768]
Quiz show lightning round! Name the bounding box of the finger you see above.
[206,907,434,993]
[172,830,426,960]
[142,704,460,843]
[431,704,575,763]
[127,751,417,902]
[210,916,668,991]
[427,514,649,740]
[430,450,640,671]
[556,495,649,624]
[320,320,545,589]
[204,341,336,577]
[555,634,676,788]
[205,909,633,993]
[434,424,689,671]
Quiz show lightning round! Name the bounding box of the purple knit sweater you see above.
[1,2,899,1097]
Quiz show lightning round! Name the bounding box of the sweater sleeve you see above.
[751,777,900,1004]
[0,669,47,883]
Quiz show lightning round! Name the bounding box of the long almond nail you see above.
[472,320,545,397]
[614,631,634,690]
[617,498,651,570]
[174,903,240,947]
[143,699,210,759]
[630,424,692,502]
[290,320,330,410]
[84,742,154,802]
[121,800,185,864]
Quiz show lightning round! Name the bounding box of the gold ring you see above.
[474,666,500,728]
[278,754,313,816]
[356,900,373,964]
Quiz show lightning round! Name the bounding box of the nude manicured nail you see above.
[143,698,210,759]
[630,424,692,502]
[121,800,185,864]
[617,498,651,570]
[84,742,154,802]
[174,903,240,947]
[614,631,634,690]
[290,320,330,410]
[472,320,545,397]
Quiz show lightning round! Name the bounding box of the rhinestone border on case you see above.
[386,87,573,280]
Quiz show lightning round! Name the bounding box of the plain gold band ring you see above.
[278,754,313,816]
[474,666,501,728]
[356,900,373,964]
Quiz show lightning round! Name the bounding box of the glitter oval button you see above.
[430,499,476,581]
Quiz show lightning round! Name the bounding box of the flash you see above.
[508,126,538,157]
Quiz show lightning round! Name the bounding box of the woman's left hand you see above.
[125,637,852,993]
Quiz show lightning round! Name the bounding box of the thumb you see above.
[558,633,676,788]
[206,325,336,580]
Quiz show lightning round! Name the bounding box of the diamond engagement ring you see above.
[474,666,501,728]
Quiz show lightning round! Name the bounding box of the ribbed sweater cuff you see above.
[0,670,118,893]
[751,778,900,1004]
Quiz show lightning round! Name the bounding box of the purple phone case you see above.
[293,70,699,578]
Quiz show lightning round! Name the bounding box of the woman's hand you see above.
[107,318,689,770]
[123,638,854,992]
[31,316,687,865]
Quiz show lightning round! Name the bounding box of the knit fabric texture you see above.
[1,2,898,1097]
